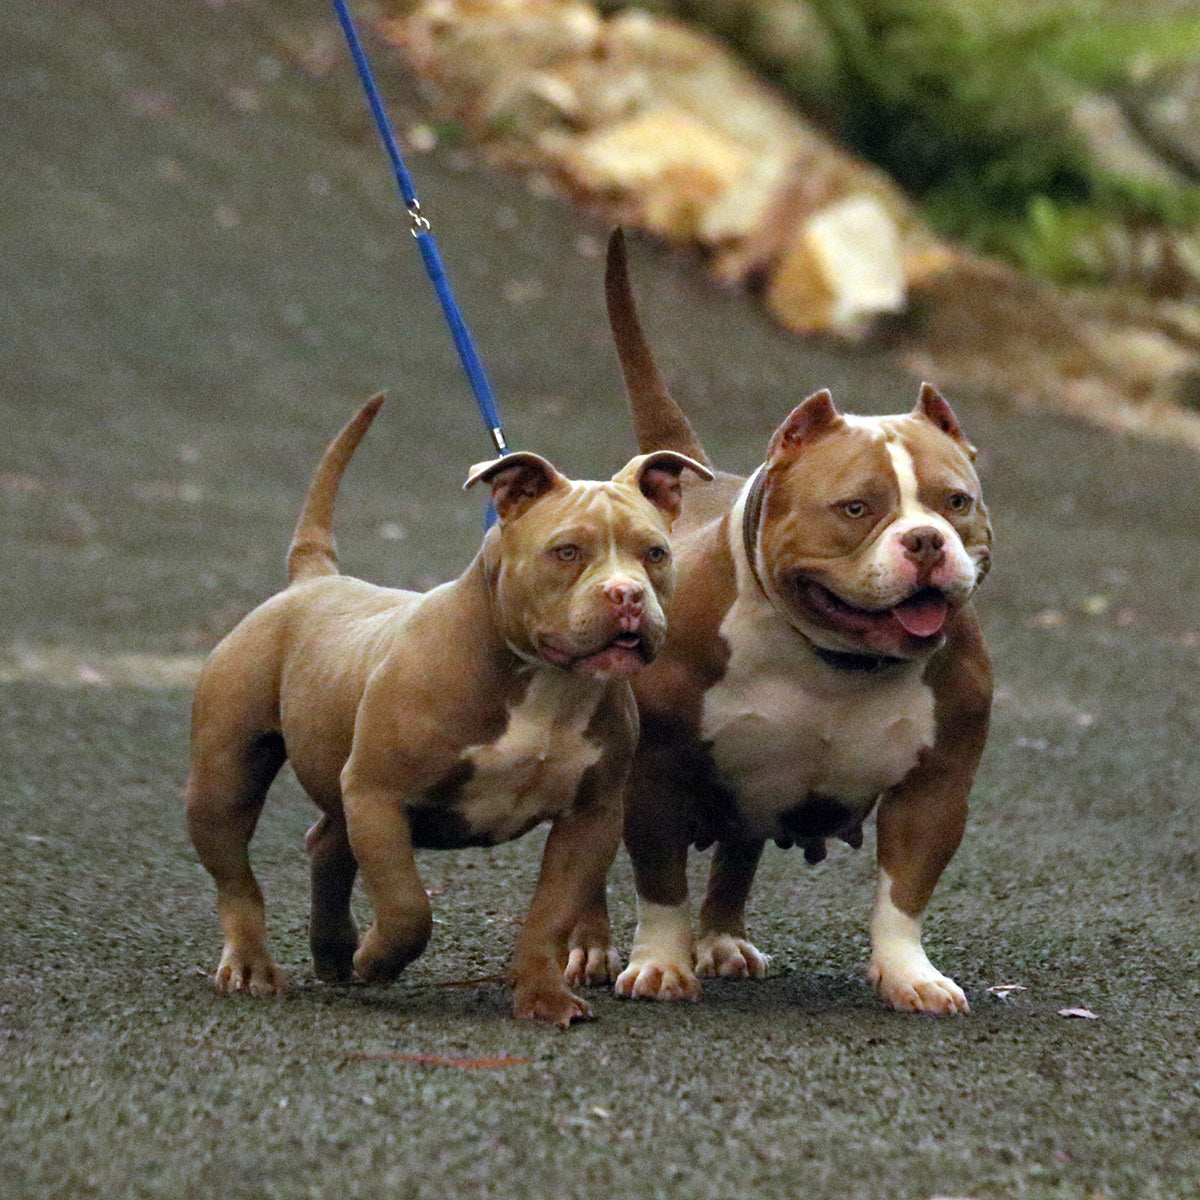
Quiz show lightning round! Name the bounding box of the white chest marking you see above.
[454,671,605,842]
[703,481,936,839]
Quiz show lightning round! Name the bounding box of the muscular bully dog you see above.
[185,394,710,1026]
[576,232,992,1014]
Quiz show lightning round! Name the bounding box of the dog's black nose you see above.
[900,525,946,567]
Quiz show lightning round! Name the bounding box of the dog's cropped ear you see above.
[913,382,977,459]
[766,389,841,462]
[464,452,569,522]
[615,451,714,524]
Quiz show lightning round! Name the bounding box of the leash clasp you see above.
[407,201,431,237]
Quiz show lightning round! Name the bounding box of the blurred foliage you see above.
[604,0,1200,285]
[804,0,1200,281]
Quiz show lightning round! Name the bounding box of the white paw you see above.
[695,933,770,979]
[613,900,699,1000]
[868,871,968,1014]
[614,956,700,1001]
[868,959,969,1015]
[564,944,622,987]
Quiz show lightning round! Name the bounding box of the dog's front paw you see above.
[214,944,286,997]
[565,944,622,987]
[512,978,595,1028]
[614,955,701,1001]
[867,959,969,1015]
[695,933,770,980]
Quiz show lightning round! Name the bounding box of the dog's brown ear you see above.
[617,451,714,523]
[766,389,841,462]
[913,382,977,459]
[464,452,569,522]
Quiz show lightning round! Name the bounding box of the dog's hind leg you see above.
[565,878,622,987]
[614,768,700,1002]
[185,729,287,996]
[305,811,359,982]
[695,837,771,979]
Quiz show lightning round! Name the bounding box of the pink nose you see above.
[603,579,645,609]
[900,525,946,568]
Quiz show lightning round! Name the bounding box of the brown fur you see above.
[580,230,994,1014]
[185,395,709,1026]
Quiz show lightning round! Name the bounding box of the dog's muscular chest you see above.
[699,595,936,841]
[411,671,605,848]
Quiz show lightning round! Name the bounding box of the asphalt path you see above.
[3,3,1199,1198]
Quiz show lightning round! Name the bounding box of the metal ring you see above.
[407,203,431,236]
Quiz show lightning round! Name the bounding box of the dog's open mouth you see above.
[539,632,649,677]
[793,580,951,645]
[891,589,951,637]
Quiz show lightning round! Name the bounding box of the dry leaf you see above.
[986,983,1027,999]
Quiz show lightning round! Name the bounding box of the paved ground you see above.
[3,2,1200,1198]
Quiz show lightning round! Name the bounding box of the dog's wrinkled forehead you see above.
[524,478,670,541]
[769,417,901,506]
[841,414,982,493]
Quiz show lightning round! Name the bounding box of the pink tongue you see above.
[892,591,949,637]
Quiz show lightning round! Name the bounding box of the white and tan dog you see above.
[185,394,710,1026]
[573,232,993,1014]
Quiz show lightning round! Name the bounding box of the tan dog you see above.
[574,232,993,1014]
[185,394,710,1026]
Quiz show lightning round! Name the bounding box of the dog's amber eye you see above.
[645,545,670,565]
[947,492,974,514]
[552,544,580,563]
[840,500,869,519]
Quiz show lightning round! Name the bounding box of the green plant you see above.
[626,0,1200,285]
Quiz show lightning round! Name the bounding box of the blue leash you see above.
[329,0,508,458]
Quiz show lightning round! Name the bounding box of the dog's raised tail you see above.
[605,229,711,468]
[287,393,385,584]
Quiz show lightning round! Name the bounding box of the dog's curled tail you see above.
[287,393,385,584]
[605,229,711,468]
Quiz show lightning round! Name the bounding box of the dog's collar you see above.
[807,644,907,673]
[739,465,906,675]
[740,464,770,600]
